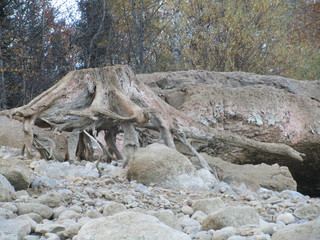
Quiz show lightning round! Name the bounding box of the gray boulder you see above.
[191,197,225,215]
[0,174,15,202]
[202,154,297,192]
[76,211,191,240]
[202,206,260,230]
[126,143,215,190]
[0,217,32,239]
[0,159,32,190]
[272,219,320,240]
[16,203,53,219]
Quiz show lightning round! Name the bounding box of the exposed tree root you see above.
[0,65,305,180]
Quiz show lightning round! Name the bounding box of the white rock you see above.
[16,203,53,219]
[44,233,60,240]
[191,210,208,223]
[76,211,191,240]
[202,206,259,230]
[22,235,41,240]
[102,201,126,216]
[182,206,194,215]
[227,236,246,240]
[191,197,225,215]
[2,203,18,213]
[179,215,201,229]
[276,213,295,224]
[0,174,15,202]
[254,234,271,240]
[212,227,236,240]
[35,220,65,234]
[58,210,81,221]
[0,217,32,239]
[69,205,83,213]
[147,209,182,231]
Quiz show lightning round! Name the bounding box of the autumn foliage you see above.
[0,0,319,109]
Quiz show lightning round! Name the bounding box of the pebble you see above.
[276,213,295,224]
[181,205,194,215]
[0,147,319,240]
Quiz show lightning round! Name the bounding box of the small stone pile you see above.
[0,145,320,240]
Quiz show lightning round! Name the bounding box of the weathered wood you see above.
[0,65,305,174]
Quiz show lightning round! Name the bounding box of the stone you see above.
[126,143,215,190]
[192,198,225,215]
[0,207,15,219]
[179,215,201,229]
[271,219,320,240]
[181,206,194,215]
[276,213,295,224]
[140,71,320,196]
[85,210,103,218]
[0,217,32,239]
[76,211,191,240]
[191,211,208,223]
[202,206,260,230]
[35,220,65,234]
[23,235,41,240]
[57,210,81,221]
[294,203,320,220]
[227,236,246,240]
[203,154,297,192]
[212,227,236,240]
[35,191,68,208]
[16,203,53,219]
[0,159,32,190]
[53,206,68,219]
[147,209,182,231]
[0,174,15,202]
[102,201,126,216]
[259,223,276,235]
[57,219,80,239]
[2,203,18,213]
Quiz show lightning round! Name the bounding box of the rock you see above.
[16,203,53,219]
[2,203,18,213]
[35,220,65,234]
[0,217,32,239]
[102,201,126,216]
[139,71,320,196]
[57,210,81,221]
[85,210,103,219]
[227,236,247,240]
[202,206,260,230]
[191,197,225,215]
[0,116,25,148]
[202,154,297,192]
[271,219,320,240]
[0,207,15,219]
[76,211,191,240]
[126,143,216,190]
[294,203,320,220]
[191,211,208,223]
[23,235,41,240]
[181,206,194,215]
[212,227,236,240]
[147,209,182,231]
[276,213,295,224]
[179,215,201,229]
[0,159,32,190]
[57,219,80,239]
[34,191,68,208]
[0,174,15,202]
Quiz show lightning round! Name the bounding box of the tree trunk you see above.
[0,65,305,173]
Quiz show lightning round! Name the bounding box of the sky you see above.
[51,0,80,23]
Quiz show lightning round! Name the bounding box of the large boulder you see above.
[126,143,216,190]
[202,153,297,192]
[138,71,320,196]
[76,211,191,240]
[0,158,32,190]
[271,218,320,240]
[0,116,25,148]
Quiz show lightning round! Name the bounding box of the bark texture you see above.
[0,65,305,175]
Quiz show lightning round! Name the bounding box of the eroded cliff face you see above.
[138,71,320,196]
